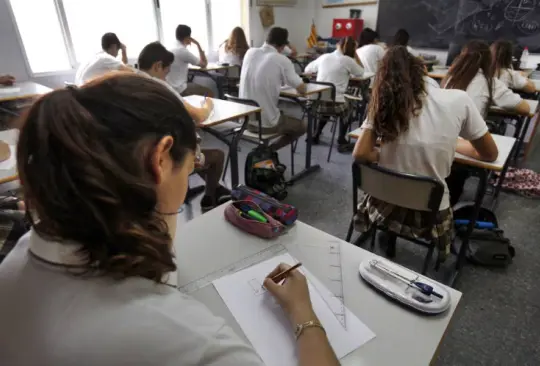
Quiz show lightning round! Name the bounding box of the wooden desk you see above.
[489,99,538,118]
[427,68,449,80]
[189,63,239,72]
[0,82,52,102]
[0,129,19,185]
[184,95,260,187]
[175,204,462,366]
[279,83,331,98]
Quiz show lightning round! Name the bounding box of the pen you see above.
[270,262,303,284]
[239,205,268,223]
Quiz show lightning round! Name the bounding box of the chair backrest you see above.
[224,94,263,140]
[309,81,336,103]
[352,162,444,213]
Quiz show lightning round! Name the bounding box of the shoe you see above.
[337,142,355,153]
[185,185,205,204]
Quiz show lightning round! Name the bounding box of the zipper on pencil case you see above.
[236,185,292,210]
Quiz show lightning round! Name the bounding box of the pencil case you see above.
[224,201,285,239]
[231,185,298,226]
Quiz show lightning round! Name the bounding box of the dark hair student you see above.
[101,32,122,51]
[138,41,175,71]
[176,24,192,42]
[266,27,290,48]
[392,29,410,47]
[358,28,378,47]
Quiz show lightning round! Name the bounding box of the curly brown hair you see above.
[368,46,426,143]
[224,27,249,60]
[17,73,197,283]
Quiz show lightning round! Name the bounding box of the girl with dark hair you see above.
[0,73,339,366]
[219,26,250,66]
[353,47,498,260]
[305,36,364,150]
[356,28,385,74]
[442,40,530,117]
[392,28,419,57]
[491,40,535,93]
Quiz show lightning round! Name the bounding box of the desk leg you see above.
[227,117,247,188]
[513,116,531,164]
[449,169,487,287]
[288,100,321,183]
[491,140,517,208]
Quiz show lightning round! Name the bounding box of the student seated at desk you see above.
[218,27,249,66]
[304,36,364,151]
[74,32,131,86]
[353,47,497,259]
[442,40,530,117]
[391,28,418,57]
[0,75,15,86]
[356,28,385,74]
[491,40,536,93]
[0,73,340,366]
[138,42,229,210]
[240,27,307,151]
[167,24,214,97]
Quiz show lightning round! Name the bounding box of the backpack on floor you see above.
[244,145,288,201]
[452,204,515,267]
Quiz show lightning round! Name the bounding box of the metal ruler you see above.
[178,243,287,294]
[326,241,347,329]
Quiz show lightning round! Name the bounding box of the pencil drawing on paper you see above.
[248,278,267,296]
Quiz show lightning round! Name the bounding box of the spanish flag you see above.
[307,20,318,49]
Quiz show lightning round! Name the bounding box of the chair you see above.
[345,162,445,275]
[216,94,296,182]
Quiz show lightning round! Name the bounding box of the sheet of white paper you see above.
[0,87,20,94]
[0,145,16,170]
[213,253,376,366]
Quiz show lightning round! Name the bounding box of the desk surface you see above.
[348,129,515,172]
[174,204,462,366]
[350,72,376,82]
[183,95,261,127]
[189,63,239,72]
[0,129,19,184]
[0,81,52,102]
[489,98,539,117]
[280,83,331,97]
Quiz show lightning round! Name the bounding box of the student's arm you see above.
[353,121,379,163]
[347,57,364,77]
[458,93,498,162]
[184,98,213,126]
[304,58,320,75]
[511,70,536,94]
[354,49,363,66]
[284,45,298,58]
[283,58,307,94]
[521,80,536,94]
[492,77,530,115]
[190,38,208,68]
[264,264,340,366]
[120,43,128,64]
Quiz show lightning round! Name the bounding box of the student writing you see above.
[0,73,339,366]
[491,40,536,93]
[137,42,230,211]
[74,32,131,86]
[353,47,497,260]
[240,27,307,152]
[219,27,250,66]
[356,28,385,74]
[167,24,213,97]
[304,36,364,151]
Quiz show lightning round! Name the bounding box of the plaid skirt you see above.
[354,195,454,261]
[317,99,350,116]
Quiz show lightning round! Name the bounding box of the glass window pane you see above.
[160,0,208,55]
[210,0,242,50]
[8,0,71,74]
[63,0,158,63]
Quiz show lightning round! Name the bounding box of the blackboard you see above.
[377,0,540,52]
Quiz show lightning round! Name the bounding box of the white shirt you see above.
[0,231,263,366]
[282,45,293,56]
[167,43,201,94]
[407,46,419,57]
[74,51,124,86]
[496,68,529,90]
[464,70,522,117]
[356,44,385,74]
[362,81,488,209]
[240,43,303,128]
[218,43,243,66]
[304,50,364,102]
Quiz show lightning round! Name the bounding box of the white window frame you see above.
[8,0,248,77]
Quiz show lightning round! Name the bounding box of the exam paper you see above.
[213,253,376,366]
[0,87,21,94]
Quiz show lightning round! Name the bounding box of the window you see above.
[8,0,71,74]
[8,0,247,75]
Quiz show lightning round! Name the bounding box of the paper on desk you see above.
[0,145,16,170]
[213,253,375,366]
[201,108,215,125]
[0,87,20,94]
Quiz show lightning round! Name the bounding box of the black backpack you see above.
[244,145,288,201]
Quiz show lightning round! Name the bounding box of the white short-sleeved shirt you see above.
[496,68,529,90]
[407,46,419,57]
[0,231,263,366]
[74,51,124,86]
[355,44,386,74]
[304,50,364,102]
[218,43,243,66]
[167,43,201,94]
[240,43,303,128]
[463,70,522,116]
[361,81,488,209]
[282,45,293,56]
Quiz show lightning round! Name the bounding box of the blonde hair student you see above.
[353,47,497,260]
[219,27,250,66]
[491,40,536,93]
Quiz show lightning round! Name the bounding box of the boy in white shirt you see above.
[491,40,536,93]
[240,27,308,151]
[356,28,385,74]
[305,36,364,151]
[138,42,230,211]
[167,25,213,98]
[75,33,131,86]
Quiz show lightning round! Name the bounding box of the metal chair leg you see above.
[327,117,338,162]
[290,142,295,177]
[370,226,377,251]
[222,153,231,182]
[422,243,435,275]
[345,218,354,242]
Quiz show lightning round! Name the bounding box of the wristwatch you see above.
[294,320,326,340]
